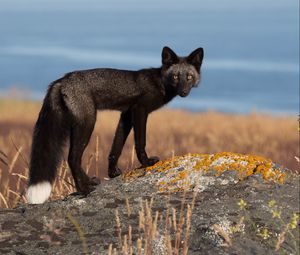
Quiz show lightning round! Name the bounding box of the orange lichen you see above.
[193,152,285,183]
[177,171,187,179]
[145,152,286,193]
[146,158,180,173]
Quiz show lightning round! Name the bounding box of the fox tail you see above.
[26,83,69,204]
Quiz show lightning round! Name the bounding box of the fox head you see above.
[161,46,204,97]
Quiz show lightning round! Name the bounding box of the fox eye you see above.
[187,74,193,80]
[173,75,179,80]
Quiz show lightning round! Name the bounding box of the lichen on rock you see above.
[123,152,287,193]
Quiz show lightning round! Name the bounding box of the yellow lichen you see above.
[145,152,286,193]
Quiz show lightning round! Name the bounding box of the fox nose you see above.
[182,90,188,96]
[179,89,189,97]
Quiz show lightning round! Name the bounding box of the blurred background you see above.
[0,0,299,114]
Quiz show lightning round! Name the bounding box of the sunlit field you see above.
[0,99,298,208]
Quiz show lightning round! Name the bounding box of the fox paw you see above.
[108,167,122,178]
[89,176,100,185]
[76,177,99,196]
[142,156,160,167]
[80,183,98,195]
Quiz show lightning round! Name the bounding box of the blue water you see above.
[0,0,299,115]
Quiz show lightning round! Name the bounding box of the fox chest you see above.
[139,90,176,112]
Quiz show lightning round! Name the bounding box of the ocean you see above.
[0,0,298,115]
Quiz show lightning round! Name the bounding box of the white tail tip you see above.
[26,181,52,204]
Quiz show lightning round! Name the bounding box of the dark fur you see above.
[28,47,204,195]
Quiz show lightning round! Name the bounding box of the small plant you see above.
[67,212,88,254]
[233,199,299,254]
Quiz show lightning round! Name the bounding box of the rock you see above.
[0,152,299,255]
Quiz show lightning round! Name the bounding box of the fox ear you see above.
[162,46,178,66]
[187,47,204,71]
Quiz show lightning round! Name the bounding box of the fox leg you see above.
[108,110,132,178]
[132,107,160,167]
[68,114,99,195]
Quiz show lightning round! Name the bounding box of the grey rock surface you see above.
[0,154,299,255]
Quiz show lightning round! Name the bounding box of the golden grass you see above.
[0,99,298,208]
[108,192,197,255]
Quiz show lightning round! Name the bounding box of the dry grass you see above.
[0,99,298,208]
[108,191,197,255]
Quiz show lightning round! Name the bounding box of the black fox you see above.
[26,46,204,204]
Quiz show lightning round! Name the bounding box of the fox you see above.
[26,46,204,204]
